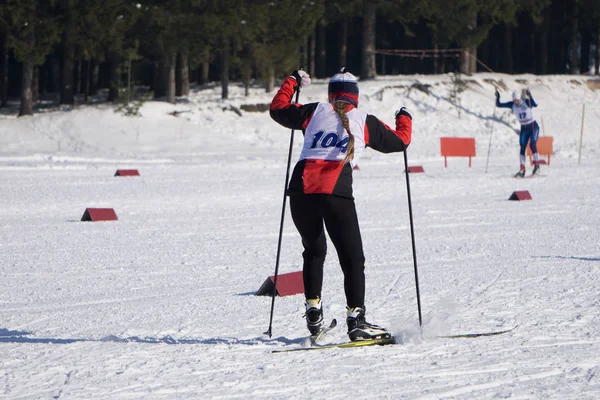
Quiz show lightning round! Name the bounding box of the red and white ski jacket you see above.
[270,77,412,199]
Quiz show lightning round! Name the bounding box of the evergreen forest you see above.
[1,0,599,116]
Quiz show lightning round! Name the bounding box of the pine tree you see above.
[54,0,118,104]
[324,0,362,72]
[209,0,256,98]
[517,1,552,74]
[579,0,600,74]
[0,21,8,107]
[243,0,323,93]
[361,0,377,79]
[417,0,521,74]
[137,1,210,102]
[1,0,61,116]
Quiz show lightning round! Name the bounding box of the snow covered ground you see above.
[1,73,599,399]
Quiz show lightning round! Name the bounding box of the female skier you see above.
[269,68,412,341]
[495,89,541,177]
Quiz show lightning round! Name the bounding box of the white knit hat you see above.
[328,67,359,106]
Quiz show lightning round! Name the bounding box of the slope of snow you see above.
[1,73,599,399]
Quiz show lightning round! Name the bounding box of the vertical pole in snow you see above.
[265,88,301,338]
[540,117,546,136]
[403,151,423,329]
[485,101,497,174]
[578,104,585,165]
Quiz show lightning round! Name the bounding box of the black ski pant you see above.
[289,193,365,308]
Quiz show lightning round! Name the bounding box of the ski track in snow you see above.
[1,74,599,399]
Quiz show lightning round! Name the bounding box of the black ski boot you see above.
[346,307,391,341]
[532,163,540,176]
[305,298,324,336]
[514,165,526,178]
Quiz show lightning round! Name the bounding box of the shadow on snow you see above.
[535,255,600,262]
[0,327,301,346]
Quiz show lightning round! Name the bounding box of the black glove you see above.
[290,69,311,88]
[495,90,500,99]
[395,107,412,120]
[525,89,531,97]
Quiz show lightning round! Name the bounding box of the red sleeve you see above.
[364,114,412,153]
[270,77,318,130]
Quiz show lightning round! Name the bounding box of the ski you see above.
[273,325,518,353]
[273,336,395,353]
[309,319,337,346]
[437,325,519,339]
[526,173,545,178]
[513,174,544,179]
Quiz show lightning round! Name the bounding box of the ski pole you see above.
[403,150,423,328]
[485,96,497,174]
[264,86,301,338]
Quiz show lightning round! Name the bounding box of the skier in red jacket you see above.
[270,68,412,341]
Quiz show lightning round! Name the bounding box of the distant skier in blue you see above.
[495,89,540,177]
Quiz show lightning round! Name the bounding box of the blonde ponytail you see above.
[333,101,355,163]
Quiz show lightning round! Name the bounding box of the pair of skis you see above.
[273,319,393,353]
[514,172,543,179]
[273,322,518,353]
[514,164,543,179]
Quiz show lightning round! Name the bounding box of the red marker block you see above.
[407,166,425,173]
[256,271,304,297]
[508,191,532,201]
[81,208,118,221]
[115,169,140,176]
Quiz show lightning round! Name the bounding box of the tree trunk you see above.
[309,33,316,76]
[75,60,82,94]
[240,52,252,97]
[569,1,579,74]
[460,50,469,74]
[316,20,326,78]
[479,39,489,74]
[126,55,132,103]
[580,29,591,74]
[60,37,75,105]
[154,56,168,99]
[1,34,7,107]
[265,65,274,93]
[176,49,189,97]
[440,53,446,74]
[198,46,210,84]
[338,19,348,68]
[19,60,34,117]
[469,47,477,73]
[596,28,600,75]
[299,41,307,71]
[176,52,182,96]
[503,25,515,74]
[84,59,91,103]
[538,11,550,74]
[108,51,120,102]
[89,59,99,96]
[220,40,230,99]
[460,13,477,75]
[200,61,209,84]
[39,64,46,96]
[167,52,176,104]
[32,67,39,103]
[433,44,439,74]
[361,0,377,79]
